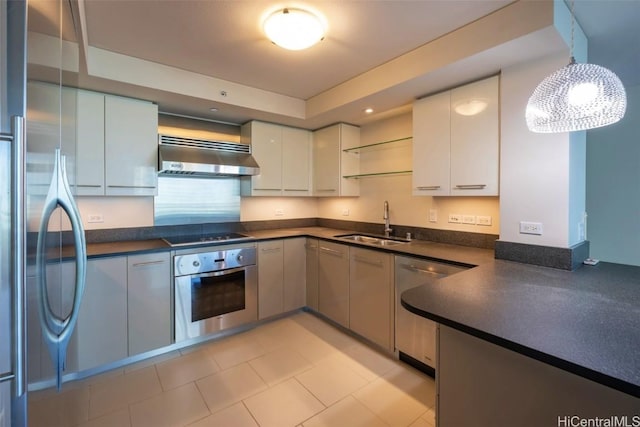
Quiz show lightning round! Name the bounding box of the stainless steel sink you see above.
[335,234,409,246]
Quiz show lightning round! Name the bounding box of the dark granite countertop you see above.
[401,259,640,398]
[74,226,494,267]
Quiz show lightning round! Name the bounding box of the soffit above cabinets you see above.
[25,0,640,129]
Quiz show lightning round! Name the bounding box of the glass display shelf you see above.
[343,136,412,154]
[343,170,412,179]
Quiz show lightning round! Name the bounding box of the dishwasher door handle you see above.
[399,263,444,277]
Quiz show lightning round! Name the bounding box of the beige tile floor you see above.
[28,312,436,427]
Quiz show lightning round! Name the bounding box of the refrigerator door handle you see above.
[12,116,26,399]
[35,148,87,390]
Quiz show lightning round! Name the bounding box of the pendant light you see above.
[263,8,325,51]
[525,0,626,133]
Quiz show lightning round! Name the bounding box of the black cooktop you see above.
[163,232,252,247]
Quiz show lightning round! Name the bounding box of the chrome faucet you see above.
[383,200,392,237]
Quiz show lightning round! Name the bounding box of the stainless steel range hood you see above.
[157,114,260,177]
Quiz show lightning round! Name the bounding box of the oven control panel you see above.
[174,247,256,276]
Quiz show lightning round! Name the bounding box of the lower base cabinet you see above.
[258,238,307,319]
[305,239,319,310]
[349,247,393,351]
[258,240,285,319]
[76,257,128,371]
[283,238,306,311]
[127,252,171,356]
[318,241,350,328]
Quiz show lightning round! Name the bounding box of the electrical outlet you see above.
[87,214,104,223]
[462,215,476,225]
[448,213,462,224]
[274,209,284,216]
[477,215,492,226]
[429,209,437,222]
[342,209,350,216]
[520,221,543,235]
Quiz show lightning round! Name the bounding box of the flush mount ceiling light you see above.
[525,0,626,133]
[263,8,325,50]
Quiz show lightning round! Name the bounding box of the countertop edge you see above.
[401,297,640,398]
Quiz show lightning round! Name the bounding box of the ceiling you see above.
[26,0,640,129]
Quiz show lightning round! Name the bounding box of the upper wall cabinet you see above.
[76,89,159,196]
[313,123,360,197]
[104,95,158,196]
[241,121,312,197]
[413,75,499,196]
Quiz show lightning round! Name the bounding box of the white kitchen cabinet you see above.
[243,121,282,196]
[305,238,319,310]
[241,121,312,196]
[413,75,499,196]
[127,252,171,356]
[312,123,360,197]
[349,247,394,351]
[413,91,451,197]
[74,89,158,196]
[318,241,350,327]
[283,238,306,311]
[75,90,105,195]
[258,240,285,319]
[282,127,312,195]
[105,95,159,196]
[75,257,128,371]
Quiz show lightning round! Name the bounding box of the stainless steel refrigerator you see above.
[1,0,85,425]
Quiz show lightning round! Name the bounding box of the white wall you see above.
[240,197,317,222]
[499,52,586,248]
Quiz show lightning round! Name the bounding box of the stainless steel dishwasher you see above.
[395,255,468,374]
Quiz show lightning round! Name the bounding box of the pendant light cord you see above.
[569,0,576,64]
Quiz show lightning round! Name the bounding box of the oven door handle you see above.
[189,266,248,280]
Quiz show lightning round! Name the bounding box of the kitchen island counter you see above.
[401,259,640,400]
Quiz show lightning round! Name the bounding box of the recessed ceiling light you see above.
[209,107,218,112]
[364,108,374,114]
[263,8,325,50]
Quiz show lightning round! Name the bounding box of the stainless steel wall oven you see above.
[173,243,257,342]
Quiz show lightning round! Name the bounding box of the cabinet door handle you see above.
[260,247,282,253]
[353,255,383,267]
[454,184,486,190]
[107,185,156,189]
[320,246,344,257]
[76,184,102,188]
[399,263,443,277]
[416,185,441,190]
[131,260,166,268]
[316,189,337,192]
[255,188,281,191]
[284,189,308,192]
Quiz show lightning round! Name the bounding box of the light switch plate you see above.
[429,209,437,222]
